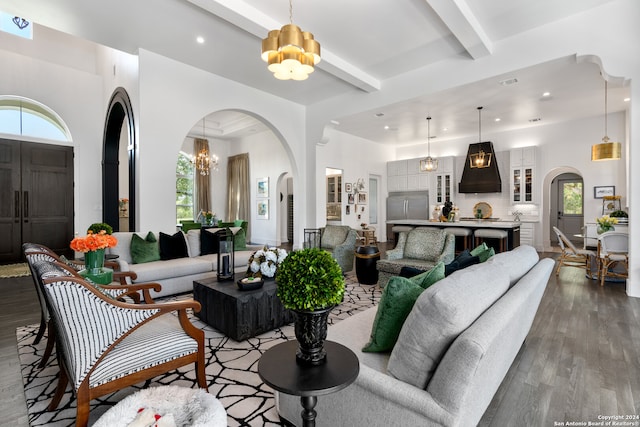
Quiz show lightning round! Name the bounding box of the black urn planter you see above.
[293,306,333,366]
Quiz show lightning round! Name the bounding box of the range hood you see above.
[458,141,502,193]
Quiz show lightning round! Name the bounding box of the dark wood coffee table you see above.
[258,340,359,427]
[193,277,294,341]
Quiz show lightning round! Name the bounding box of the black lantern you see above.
[217,229,234,281]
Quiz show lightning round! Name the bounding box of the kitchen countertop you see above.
[386,219,526,228]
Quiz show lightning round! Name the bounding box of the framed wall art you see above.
[257,199,269,219]
[257,177,269,198]
[345,182,352,193]
[357,192,368,205]
[593,185,615,199]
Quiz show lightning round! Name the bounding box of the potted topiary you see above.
[276,248,345,365]
[87,222,113,235]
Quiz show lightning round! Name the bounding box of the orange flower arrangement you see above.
[70,230,118,253]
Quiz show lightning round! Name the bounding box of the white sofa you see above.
[107,230,258,298]
[275,245,554,426]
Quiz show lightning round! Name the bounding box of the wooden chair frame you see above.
[552,226,595,276]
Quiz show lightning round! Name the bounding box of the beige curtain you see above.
[194,138,211,215]
[227,153,250,239]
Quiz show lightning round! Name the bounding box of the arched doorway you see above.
[103,88,136,231]
[543,167,584,251]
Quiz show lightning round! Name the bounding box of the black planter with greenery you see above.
[276,248,345,365]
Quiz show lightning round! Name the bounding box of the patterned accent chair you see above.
[376,227,455,287]
[319,225,358,273]
[30,259,208,427]
[23,243,147,369]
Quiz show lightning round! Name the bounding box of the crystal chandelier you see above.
[591,80,621,161]
[261,0,321,81]
[193,119,218,175]
[420,117,438,172]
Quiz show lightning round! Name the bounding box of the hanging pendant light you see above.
[469,106,491,168]
[261,0,321,81]
[193,118,219,175]
[420,117,438,172]
[592,80,622,161]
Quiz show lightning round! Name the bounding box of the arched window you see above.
[0,96,71,141]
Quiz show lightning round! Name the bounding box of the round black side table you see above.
[355,245,380,285]
[258,340,359,427]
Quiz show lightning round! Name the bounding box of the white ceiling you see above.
[1,0,629,145]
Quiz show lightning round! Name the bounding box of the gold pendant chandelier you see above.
[469,107,491,169]
[261,0,321,81]
[591,80,621,161]
[193,119,219,176]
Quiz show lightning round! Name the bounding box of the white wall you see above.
[232,130,292,246]
[137,49,306,239]
[315,128,395,240]
[0,40,104,235]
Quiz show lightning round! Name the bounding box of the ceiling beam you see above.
[425,0,492,59]
[187,0,381,92]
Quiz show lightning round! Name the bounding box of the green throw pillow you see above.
[470,242,495,262]
[130,232,160,264]
[410,261,445,288]
[362,262,445,353]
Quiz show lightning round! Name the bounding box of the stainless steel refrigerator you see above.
[387,191,429,220]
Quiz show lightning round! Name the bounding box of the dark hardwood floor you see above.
[1,249,638,426]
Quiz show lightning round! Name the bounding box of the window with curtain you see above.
[176,152,195,221]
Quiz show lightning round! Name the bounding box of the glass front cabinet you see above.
[432,157,455,204]
[510,147,537,204]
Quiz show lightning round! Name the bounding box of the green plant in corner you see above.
[87,222,113,235]
[276,248,344,311]
[610,210,628,218]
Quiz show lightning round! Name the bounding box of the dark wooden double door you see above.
[0,139,74,262]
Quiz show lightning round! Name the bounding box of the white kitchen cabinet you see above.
[519,222,535,247]
[407,173,430,191]
[510,147,537,203]
[388,175,408,192]
[430,156,455,204]
[387,160,407,177]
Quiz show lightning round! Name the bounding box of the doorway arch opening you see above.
[103,88,136,232]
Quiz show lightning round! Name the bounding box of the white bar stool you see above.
[474,229,508,253]
[446,227,473,254]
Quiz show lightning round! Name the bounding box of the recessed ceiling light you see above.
[499,78,518,86]
[196,36,205,44]
[495,118,501,122]
[384,125,389,130]
[443,127,448,131]
[542,92,551,97]
[624,97,631,102]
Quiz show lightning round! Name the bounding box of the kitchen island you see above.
[387,219,521,251]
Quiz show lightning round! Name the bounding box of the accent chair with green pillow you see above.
[319,225,358,273]
[376,227,455,287]
[363,262,445,352]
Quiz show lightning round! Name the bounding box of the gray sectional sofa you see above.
[275,245,554,426]
[107,230,258,298]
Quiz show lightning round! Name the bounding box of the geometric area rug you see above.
[17,273,381,426]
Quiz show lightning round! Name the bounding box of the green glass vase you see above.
[79,248,113,285]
